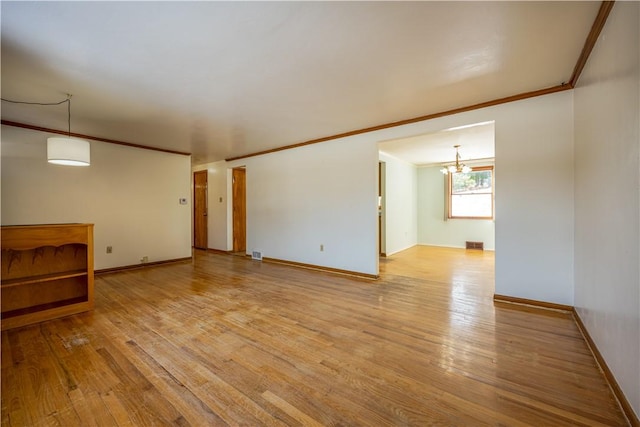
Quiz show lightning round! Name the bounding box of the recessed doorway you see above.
[377,120,495,291]
[232,167,247,254]
[193,170,208,250]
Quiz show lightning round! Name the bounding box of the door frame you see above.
[193,170,208,249]
[232,167,247,253]
[379,161,386,256]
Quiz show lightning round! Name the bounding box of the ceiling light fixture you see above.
[440,145,471,175]
[1,94,90,166]
[47,95,90,166]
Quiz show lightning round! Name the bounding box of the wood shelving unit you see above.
[1,223,94,331]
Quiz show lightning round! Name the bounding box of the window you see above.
[448,166,493,219]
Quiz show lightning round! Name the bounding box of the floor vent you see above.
[251,250,263,261]
[466,241,484,250]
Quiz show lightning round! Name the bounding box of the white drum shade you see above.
[47,137,90,166]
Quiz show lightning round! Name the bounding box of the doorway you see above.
[378,161,386,256]
[377,120,495,290]
[232,167,246,254]
[193,170,208,249]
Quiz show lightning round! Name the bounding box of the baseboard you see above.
[384,244,418,257]
[95,257,192,275]
[493,294,573,313]
[418,243,466,250]
[572,309,639,427]
[206,248,232,255]
[262,257,379,280]
[418,243,496,251]
[493,293,638,426]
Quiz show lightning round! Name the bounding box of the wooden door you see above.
[232,168,246,253]
[193,170,208,249]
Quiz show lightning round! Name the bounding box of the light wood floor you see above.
[1,246,628,426]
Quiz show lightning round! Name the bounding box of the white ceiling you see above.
[379,121,495,166]
[1,2,599,164]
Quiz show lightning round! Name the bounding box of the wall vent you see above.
[251,250,263,261]
[466,241,484,250]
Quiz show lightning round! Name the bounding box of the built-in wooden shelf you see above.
[2,296,89,319]
[1,224,94,331]
[1,270,88,289]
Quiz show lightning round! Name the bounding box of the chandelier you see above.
[440,145,471,175]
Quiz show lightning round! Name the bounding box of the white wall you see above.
[494,93,575,304]
[378,152,417,256]
[1,126,192,270]
[195,91,574,303]
[372,91,574,304]
[417,165,495,250]
[573,1,639,417]
[228,136,379,275]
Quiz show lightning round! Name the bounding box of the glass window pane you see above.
[451,194,492,217]
[449,168,493,218]
[452,171,492,195]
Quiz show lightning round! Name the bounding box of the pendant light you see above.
[47,95,90,166]
[1,94,90,166]
[47,137,90,166]
[440,145,471,175]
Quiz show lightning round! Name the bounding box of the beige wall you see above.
[1,125,192,270]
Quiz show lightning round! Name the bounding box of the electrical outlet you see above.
[106,246,112,254]
[320,244,324,252]
[141,256,148,263]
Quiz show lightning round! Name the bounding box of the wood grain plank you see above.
[1,246,630,426]
[262,390,324,427]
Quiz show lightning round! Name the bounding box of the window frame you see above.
[447,165,494,220]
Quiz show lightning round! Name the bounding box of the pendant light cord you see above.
[1,95,72,135]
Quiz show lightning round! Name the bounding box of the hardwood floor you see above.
[1,246,628,426]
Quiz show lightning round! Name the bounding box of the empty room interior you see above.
[1,1,638,426]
